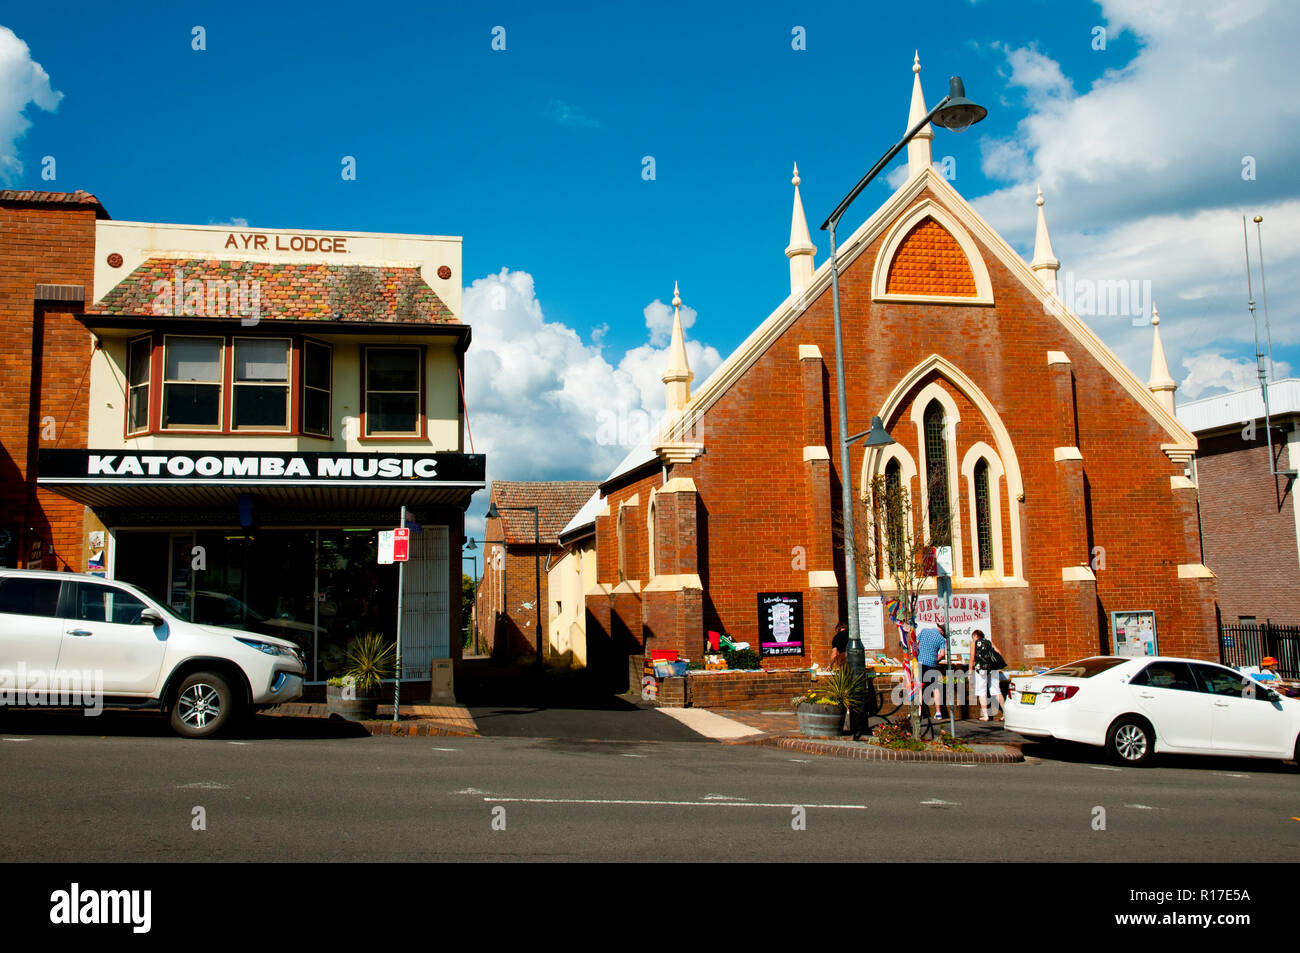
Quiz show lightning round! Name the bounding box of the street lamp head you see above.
[485,502,500,520]
[463,537,478,551]
[862,416,896,448]
[931,76,987,133]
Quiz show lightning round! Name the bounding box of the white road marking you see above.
[178,782,229,789]
[454,787,489,795]
[479,796,867,810]
[789,759,811,763]
[227,741,251,746]
[1215,773,1248,779]
[1125,803,1157,810]
[430,747,458,751]
[702,794,747,801]
[1090,766,1122,772]
[621,753,646,758]
[655,707,763,739]
[921,799,959,807]
[2,738,32,742]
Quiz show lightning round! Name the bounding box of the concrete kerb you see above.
[746,735,1024,763]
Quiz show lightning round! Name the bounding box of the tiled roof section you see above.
[886,217,977,296]
[92,258,457,323]
[489,481,603,545]
[0,189,109,218]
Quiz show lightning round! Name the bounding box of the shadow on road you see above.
[1022,738,1299,775]
[0,709,370,740]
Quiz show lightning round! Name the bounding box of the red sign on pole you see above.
[393,527,410,562]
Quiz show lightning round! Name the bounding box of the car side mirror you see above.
[1265,689,1282,703]
[139,608,164,627]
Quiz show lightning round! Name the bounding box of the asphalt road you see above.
[0,711,1297,862]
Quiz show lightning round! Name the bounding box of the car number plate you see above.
[1020,692,1037,705]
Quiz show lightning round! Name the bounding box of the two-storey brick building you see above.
[8,202,484,685]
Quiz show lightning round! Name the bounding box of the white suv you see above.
[0,569,304,738]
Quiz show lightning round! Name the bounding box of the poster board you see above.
[857,595,885,651]
[1111,610,1157,657]
[758,592,804,657]
[914,593,992,664]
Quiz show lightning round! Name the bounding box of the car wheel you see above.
[170,672,236,739]
[1106,716,1155,766]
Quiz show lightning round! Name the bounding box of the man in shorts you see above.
[916,625,948,720]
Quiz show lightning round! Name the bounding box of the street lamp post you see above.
[486,502,543,669]
[463,538,480,656]
[819,75,986,721]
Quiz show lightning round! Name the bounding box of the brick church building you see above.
[563,58,1218,675]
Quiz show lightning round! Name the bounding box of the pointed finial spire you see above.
[663,281,694,412]
[786,162,816,297]
[907,50,934,179]
[1148,301,1177,414]
[1030,183,1060,292]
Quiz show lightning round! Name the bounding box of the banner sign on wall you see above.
[915,593,992,663]
[758,592,804,657]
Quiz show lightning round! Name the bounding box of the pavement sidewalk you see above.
[263,702,478,737]
[704,708,1025,762]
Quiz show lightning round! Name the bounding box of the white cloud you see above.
[461,269,723,528]
[643,297,698,347]
[209,217,249,228]
[0,26,62,184]
[1180,350,1291,400]
[965,0,1300,400]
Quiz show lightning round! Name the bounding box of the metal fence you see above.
[1219,621,1300,679]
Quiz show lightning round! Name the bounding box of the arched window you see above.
[647,492,657,580]
[616,506,627,583]
[923,400,952,545]
[885,458,905,574]
[974,458,993,572]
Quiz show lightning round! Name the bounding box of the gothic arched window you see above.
[923,400,952,545]
[974,458,993,572]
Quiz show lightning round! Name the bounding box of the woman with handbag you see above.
[968,629,1006,722]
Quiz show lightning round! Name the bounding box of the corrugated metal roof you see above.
[1177,379,1300,433]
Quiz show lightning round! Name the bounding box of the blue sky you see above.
[4,0,1298,522]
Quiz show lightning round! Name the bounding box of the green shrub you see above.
[723,648,760,670]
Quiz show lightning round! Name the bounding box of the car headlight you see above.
[234,637,299,659]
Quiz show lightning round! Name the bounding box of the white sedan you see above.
[1005,655,1300,766]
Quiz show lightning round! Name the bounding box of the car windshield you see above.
[1041,657,1129,679]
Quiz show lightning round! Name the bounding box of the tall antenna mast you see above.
[1243,215,1295,480]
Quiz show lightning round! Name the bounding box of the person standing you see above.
[968,629,1004,721]
[916,625,947,720]
[827,622,849,670]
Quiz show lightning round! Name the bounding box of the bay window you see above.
[301,340,332,437]
[233,338,290,431]
[364,346,423,437]
[163,336,223,430]
[126,335,151,434]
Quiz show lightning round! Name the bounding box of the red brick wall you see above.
[474,519,556,659]
[1197,427,1300,622]
[0,200,99,570]
[680,670,814,710]
[589,186,1217,670]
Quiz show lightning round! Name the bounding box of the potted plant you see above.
[326,633,396,721]
[792,666,866,737]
